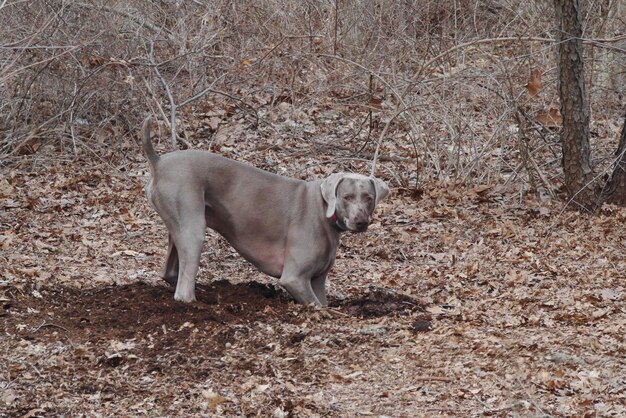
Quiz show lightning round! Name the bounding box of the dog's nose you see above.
[355,220,368,231]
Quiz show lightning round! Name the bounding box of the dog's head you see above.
[321,173,389,232]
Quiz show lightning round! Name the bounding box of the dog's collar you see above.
[329,213,348,232]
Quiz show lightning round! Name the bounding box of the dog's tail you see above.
[141,116,159,168]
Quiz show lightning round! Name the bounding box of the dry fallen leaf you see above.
[426,305,445,315]
[109,339,136,351]
[0,179,14,198]
[536,108,563,127]
[201,390,228,408]
[238,58,253,70]
[526,68,543,97]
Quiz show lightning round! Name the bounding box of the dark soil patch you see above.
[1,281,425,416]
[332,288,423,318]
[6,281,423,344]
[3,280,424,358]
[7,280,298,344]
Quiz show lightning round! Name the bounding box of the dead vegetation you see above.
[2,1,625,188]
[1,1,626,417]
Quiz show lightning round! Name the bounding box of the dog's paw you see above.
[174,291,196,303]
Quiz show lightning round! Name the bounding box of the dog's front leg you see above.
[279,265,321,305]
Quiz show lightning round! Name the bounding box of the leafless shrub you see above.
[1,0,624,194]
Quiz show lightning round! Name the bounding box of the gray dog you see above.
[142,117,389,306]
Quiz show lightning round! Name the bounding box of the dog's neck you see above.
[329,213,348,232]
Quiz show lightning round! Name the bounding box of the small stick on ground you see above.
[413,376,453,382]
[30,321,74,347]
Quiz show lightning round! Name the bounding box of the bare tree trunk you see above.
[554,0,597,211]
[602,113,626,205]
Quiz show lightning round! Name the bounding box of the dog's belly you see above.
[228,241,285,278]
[211,227,285,277]
[206,205,288,278]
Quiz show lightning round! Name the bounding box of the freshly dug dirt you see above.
[2,280,426,417]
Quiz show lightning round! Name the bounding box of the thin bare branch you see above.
[148,41,178,149]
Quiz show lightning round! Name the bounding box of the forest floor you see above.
[1,117,625,417]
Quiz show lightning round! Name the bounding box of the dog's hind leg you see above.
[154,186,206,303]
[171,210,206,302]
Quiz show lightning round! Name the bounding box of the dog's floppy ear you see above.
[320,173,345,218]
[371,177,390,205]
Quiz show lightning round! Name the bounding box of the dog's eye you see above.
[344,195,355,201]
